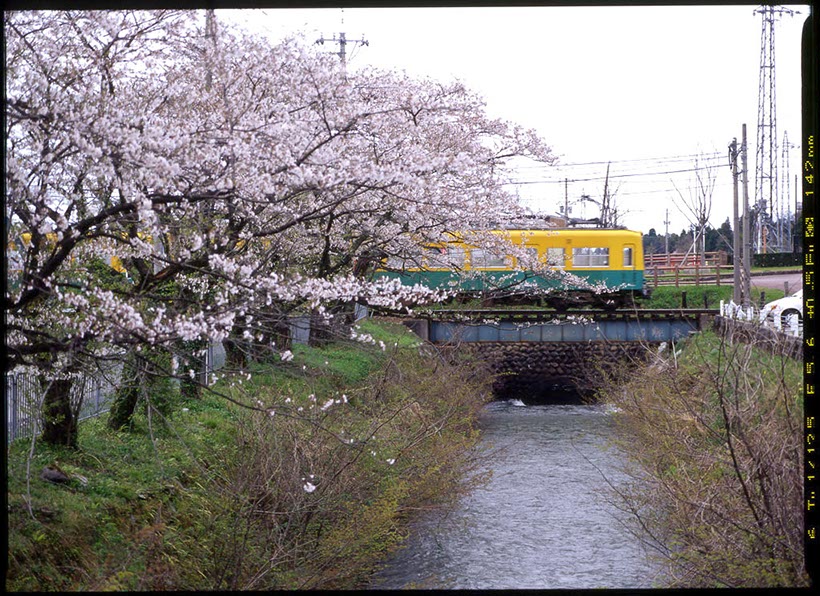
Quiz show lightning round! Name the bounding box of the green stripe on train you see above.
[372,270,644,292]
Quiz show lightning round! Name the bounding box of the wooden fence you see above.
[644,251,730,288]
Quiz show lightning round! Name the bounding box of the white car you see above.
[759,288,803,329]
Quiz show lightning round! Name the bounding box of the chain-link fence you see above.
[5,367,120,444]
[5,343,227,444]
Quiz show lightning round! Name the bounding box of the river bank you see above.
[598,328,807,587]
[6,319,491,591]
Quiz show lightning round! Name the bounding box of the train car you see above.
[373,228,646,309]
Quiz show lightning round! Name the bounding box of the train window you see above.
[424,246,465,269]
[547,247,565,268]
[471,249,507,269]
[516,246,540,268]
[623,246,633,267]
[387,252,421,270]
[572,247,609,267]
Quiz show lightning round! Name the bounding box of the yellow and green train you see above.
[373,228,647,308]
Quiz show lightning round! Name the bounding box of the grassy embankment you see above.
[638,285,784,309]
[598,329,807,587]
[6,318,491,591]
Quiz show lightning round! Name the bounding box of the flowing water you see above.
[370,398,665,590]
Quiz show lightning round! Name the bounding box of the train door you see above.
[622,243,636,288]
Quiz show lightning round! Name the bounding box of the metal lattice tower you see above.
[753,4,795,253]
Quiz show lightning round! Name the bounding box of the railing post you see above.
[695,261,699,287]
[675,266,679,287]
[653,267,658,288]
[715,264,720,286]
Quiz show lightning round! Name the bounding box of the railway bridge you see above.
[401,308,717,400]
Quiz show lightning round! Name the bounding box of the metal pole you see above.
[741,123,752,308]
[564,178,569,224]
[731,136,741,303]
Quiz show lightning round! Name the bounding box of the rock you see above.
[40,464,70,484]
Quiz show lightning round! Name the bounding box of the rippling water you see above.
[370,399,664,590]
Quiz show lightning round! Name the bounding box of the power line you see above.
[514,151,725,173]
[508,163,730,185]
[546,151,725,169]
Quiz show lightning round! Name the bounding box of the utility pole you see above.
[601,162,611,227]
[316,31,368,69]
[729,136,741,303]
[564,178,569,225]
[742,123,752,308]
[781,130,795,252]
[664,209,670,255]
[205,9,217,91]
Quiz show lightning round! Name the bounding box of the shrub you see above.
[599,330,807,587]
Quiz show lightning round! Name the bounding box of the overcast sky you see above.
[220,4,810,237]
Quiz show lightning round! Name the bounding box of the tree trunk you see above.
[40,377,78,448]
[108,351,143,430]
[179,340,204,400]
[224,320,248,371]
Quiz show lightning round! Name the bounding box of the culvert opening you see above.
[491,375,593,405]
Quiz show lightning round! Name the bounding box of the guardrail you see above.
[644,252,734,288]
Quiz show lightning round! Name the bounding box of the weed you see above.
[6,318,489,591]
[599,330,807,587]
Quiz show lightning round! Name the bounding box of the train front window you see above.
[572,247,609,267]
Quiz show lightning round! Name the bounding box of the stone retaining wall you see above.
[443,341,655,399]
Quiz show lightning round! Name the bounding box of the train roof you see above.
[491,228,643,237]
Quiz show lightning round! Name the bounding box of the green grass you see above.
[6,318,486,591]
[6,392,239,591]
[637,285,785,309]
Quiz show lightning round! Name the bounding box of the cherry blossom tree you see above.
[5,10,556,444]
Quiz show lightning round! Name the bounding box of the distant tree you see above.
[673,229,694,254]
[642,232,665,256]
[704,218,733,253]
[671,153,717,261]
